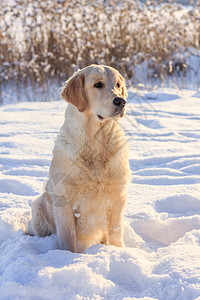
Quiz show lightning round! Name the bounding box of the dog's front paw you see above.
[109,236,124,248]
[111,241,124,247]
[58,239,77,253]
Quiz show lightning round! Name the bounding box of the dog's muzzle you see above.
[113,97,126,109]
[113,97,126,118]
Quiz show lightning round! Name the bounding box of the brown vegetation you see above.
[0,0,199,103]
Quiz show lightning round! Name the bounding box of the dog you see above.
[28,64,131,253]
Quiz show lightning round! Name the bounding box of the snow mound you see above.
[155,194,200,215]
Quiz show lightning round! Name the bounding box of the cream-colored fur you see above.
[29,64,131,253]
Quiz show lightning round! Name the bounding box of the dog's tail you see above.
[25,219,34,236]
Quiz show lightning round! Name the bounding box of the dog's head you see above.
[61,64,128,121]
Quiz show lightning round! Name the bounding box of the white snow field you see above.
[0,89,200,300]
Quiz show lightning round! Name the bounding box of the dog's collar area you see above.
[97,115,104,120]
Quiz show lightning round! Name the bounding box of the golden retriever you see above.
[28,64,131,253]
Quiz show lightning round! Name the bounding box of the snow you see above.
[0,89,200,299]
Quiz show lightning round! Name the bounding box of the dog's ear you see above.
[119,75,128,99]
[61,73,87,112]
[122,84,128,99]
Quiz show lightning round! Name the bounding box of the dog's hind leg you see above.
[30,192,55,237]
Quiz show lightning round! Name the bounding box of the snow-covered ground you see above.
[0,88,200,299]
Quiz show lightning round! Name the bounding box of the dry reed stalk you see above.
[0,0,199,103]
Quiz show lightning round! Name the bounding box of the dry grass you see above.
[0,0,199,103]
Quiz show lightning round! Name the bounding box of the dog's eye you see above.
[117,83,120,88]
[94,82,104,88]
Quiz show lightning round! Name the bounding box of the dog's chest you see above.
[78,127,122,175]
[79,144,110,174]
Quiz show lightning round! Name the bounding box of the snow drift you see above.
[0,89,200,299]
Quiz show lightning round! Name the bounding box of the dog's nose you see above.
[113,97,126,108]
